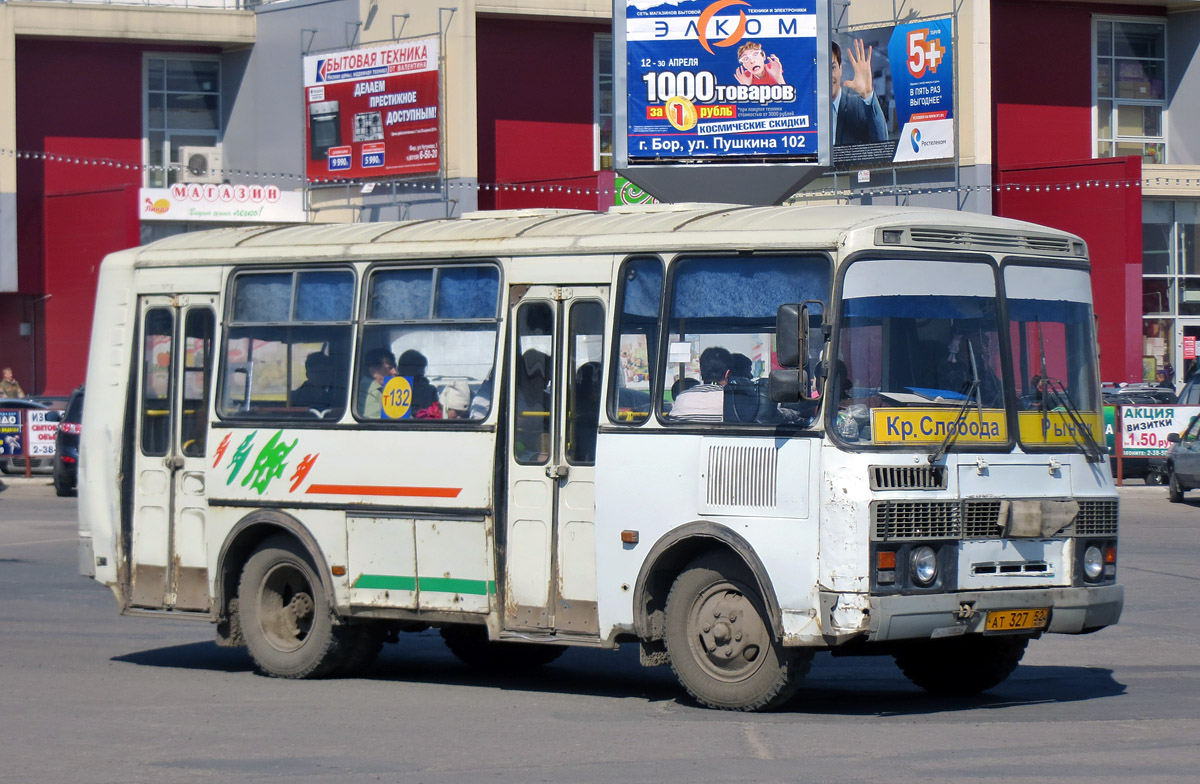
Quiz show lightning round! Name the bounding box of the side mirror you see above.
[775,303,809,368]
[768,368,807,403]
[43,410,62,423]
[1168,432,1181,443]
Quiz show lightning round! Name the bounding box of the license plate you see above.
[985,608,1049,632]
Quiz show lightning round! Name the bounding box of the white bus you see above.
[79,204,1122,711]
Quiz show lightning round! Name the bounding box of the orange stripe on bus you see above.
[305,484,462,498]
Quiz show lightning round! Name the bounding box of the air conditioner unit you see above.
[178,146,224,184]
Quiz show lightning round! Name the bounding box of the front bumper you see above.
[865,584,1123,642]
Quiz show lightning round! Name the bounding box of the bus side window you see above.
[219,269,354,420]
[514,301,553,463]
[181,308,215,456]
[609,257,662,425]
[357,264,501,422]
[566,301,605,464]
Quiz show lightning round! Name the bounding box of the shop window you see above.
[145,56,222,187]
[595,34,613,171]
[1094,18,1166,164]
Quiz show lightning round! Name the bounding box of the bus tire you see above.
[894,635,1029,695]
[239,535,347,679]
[664,553,808,711]
[440,625,567,670]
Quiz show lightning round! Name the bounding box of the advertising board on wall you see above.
[302,36,440,181]
[832,17,954,167]
[140,184,306,223]
[625,0,820,164]
[1118,405,1200,456]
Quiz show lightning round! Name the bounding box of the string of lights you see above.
[4,146,1197,199]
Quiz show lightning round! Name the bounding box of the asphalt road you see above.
[1,477,1197,784]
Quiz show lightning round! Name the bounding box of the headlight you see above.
[911,546,938,586]
[1083,545,1104,580]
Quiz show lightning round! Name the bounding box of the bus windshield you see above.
[1004,263,1101,450]
[832,258,1004,445]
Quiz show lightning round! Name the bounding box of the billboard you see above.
[302,37,440,181]
[624,0,821,164]
[832,17,954,167]
[141,185,306,223]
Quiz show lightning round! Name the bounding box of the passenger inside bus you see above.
[440,381,471,419]
[291,351,342,416]
[396,349,441,419]
[515,349,551,461]
[670,346,731,422]
[361,348,397,418]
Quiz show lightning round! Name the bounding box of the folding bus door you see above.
[127,296,216,612]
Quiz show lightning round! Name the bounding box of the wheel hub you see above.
[691,587,768,680]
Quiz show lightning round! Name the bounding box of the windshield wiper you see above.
[1035,320,1104,463]
[928,341,984,464]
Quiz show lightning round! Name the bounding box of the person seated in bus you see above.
[396,349,441,419]
[671,377,699,400]
[362,347,397,419]
[572,361,603,461]
[440,381,471,419]
[670,346,731,422]
[292,351,340,415]
[469,371,494,420]
[515,349,551,461]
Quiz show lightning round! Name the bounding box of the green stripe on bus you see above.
[353,575,417,591]
[352,575,495,595]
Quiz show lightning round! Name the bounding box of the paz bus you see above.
[78,203,1122,711]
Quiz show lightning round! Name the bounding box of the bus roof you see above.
[123,203,1086,266]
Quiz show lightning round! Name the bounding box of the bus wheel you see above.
[440,626,567,670]
[239,535,347,679]
[664,553,808,711]
[894,635,1029,695]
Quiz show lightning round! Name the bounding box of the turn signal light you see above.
[1104,545,1117,564]
[620,530,639,544]
[877,551,896,569]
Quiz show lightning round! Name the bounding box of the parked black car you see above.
[53,386,84,496]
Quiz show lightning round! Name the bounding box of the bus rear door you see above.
[127,296,216,612]
[504,287,606,636]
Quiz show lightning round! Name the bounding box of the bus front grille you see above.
[869,464,947,490]
[1073,499,1120,535]
[871,501,961,540]
[872,498,1119,540]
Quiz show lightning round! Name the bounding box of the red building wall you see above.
[13,40,208,395]
[476,17,610,211]
[991,2,1159,383]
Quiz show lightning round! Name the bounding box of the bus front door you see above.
[127,296,216,612]
[504,287,606,636]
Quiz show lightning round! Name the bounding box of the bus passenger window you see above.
[514,302,553,463]
[609,257,661,425]
[358,263,501,422]
[181,308,214,456]
[140,308,174,456]
[219,269,354,420]
[566,301,605,464]
[661,255,830,426]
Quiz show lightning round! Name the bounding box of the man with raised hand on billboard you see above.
[831,38,887,145]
